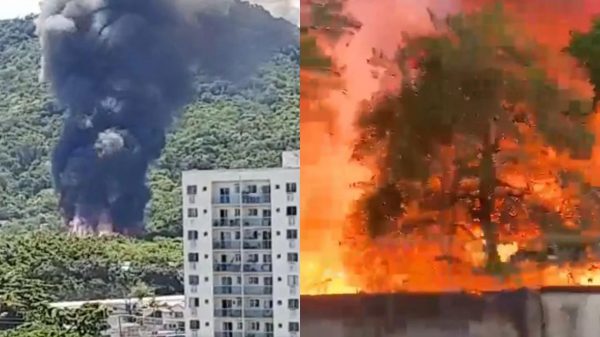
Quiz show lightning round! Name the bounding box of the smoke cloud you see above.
[37,0,232,234]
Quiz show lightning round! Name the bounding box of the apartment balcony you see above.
[244,333,274,337]
[244,309,273,318]
[243,263,272,273]
[214,309,242,318]
[241,192,271,204]
[243,240,272,250]
[215,332,243,337]
[213,218,241,227]
[212,193,271,205]
[213,240,241,250]
[214,286,242,295]
[243,218,271,227]
[214,263,242,272]
[244,286,273,295]
[288,263,299,273]
[213,195,241,204]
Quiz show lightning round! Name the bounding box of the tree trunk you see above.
[480,120,501,271]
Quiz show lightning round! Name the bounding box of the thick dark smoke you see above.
[37,0,233,234]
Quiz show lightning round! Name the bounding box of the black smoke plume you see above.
[37,0,233,234]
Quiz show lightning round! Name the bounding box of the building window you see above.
[286,182,297,193]
[264,277,272,285]
[238,322,243,330]
[234,183,240,193]
[189,275,200,285]
[286,206,297,216]
[188,253,199,262]
[234,208,241,217]
[250,322,260,331]
[287,253,298,262]
[187,230,198,240]
[262,209,271,217]
[249,277,259,285]
[187,185,198,195]
[249,299,260,308]
[248,209,258,216]
[287,275,298,287]
[189,297,200,308]
[248,254,259,263]
[247,185,257,193]
[289,322,299,332]
[286,229,298,239]
[219,188,230,203]
[190,320,200,330]
[266,322,274,332]
[263,254,272,263]
[288,299,299,309]
[222,276,233,285]
[188,208,198,218]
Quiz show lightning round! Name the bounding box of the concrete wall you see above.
[541,287,600,337]
[301,291,543,337]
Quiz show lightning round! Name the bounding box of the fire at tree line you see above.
[302,0,600,292]
[0,0,298,335]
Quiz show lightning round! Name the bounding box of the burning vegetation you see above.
[36,0,223,234]
[302,0,600,294]
[37,0,297,235]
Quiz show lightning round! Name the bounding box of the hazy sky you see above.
[0,0,39,19]
[0,0,299,24]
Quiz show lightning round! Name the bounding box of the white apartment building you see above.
[182,151,300,337]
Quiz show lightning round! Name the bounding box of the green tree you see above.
[352,3,595,271]
[566,18,600,106]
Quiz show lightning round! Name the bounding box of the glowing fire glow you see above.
[301,0,600,295]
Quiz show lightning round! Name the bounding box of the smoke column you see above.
[37,0,231,234]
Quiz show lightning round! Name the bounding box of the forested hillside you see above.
[0,9,299,236]
[0,3,299,334]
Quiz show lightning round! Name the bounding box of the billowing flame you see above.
[301,0,600,295]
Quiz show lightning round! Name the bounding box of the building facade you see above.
[182,152,300,337]
[51,295,186,337]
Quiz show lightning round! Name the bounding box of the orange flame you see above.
[301,0,600,295]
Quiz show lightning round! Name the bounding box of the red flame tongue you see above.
[69,205,114,235]
[69,214,93,235]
